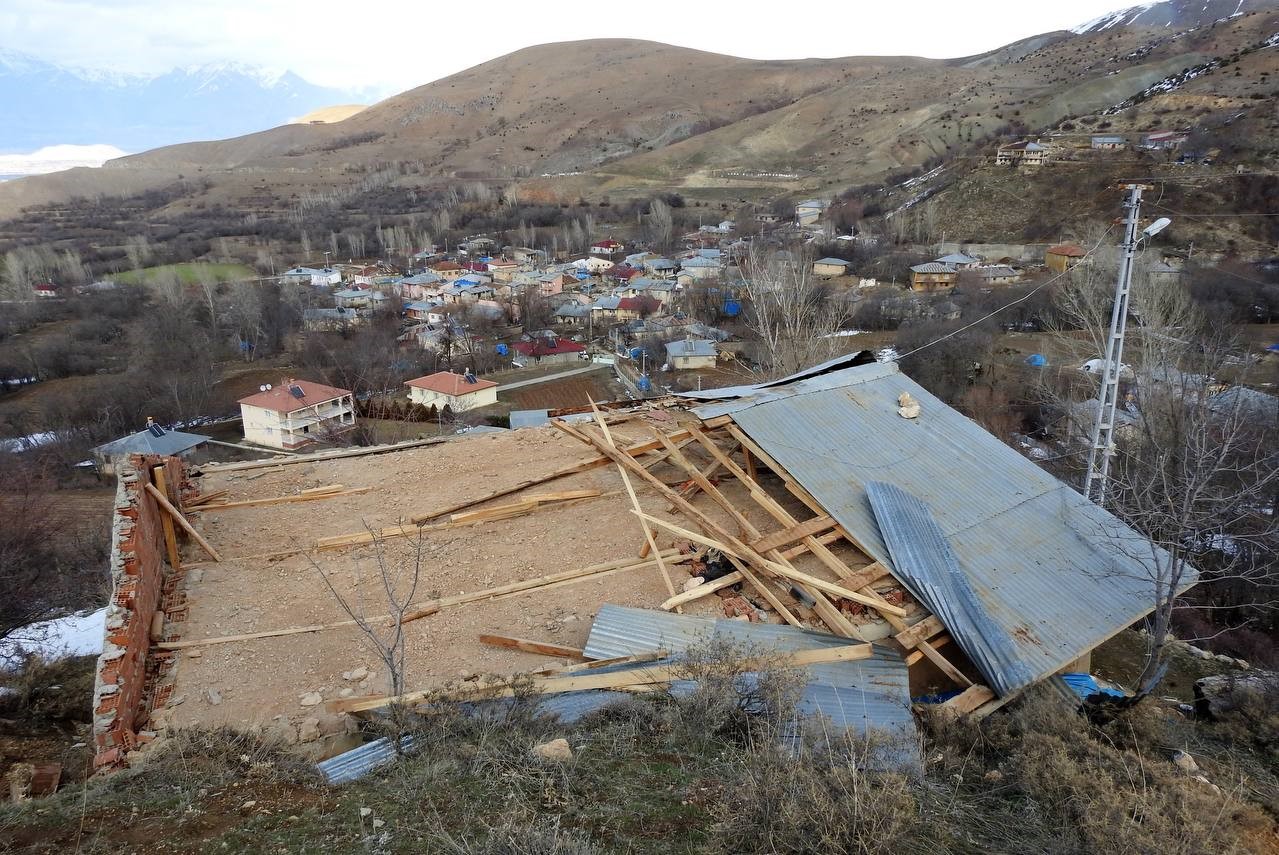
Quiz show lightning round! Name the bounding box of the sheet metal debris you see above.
[865,481,1036,696]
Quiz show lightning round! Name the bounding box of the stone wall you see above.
[91,455,187,770]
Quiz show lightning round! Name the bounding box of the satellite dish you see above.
[265,384,273,390]
[259,384,267,392]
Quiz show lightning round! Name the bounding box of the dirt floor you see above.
[160,416,899,752]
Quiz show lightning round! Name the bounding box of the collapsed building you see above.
[91,353,1190,774]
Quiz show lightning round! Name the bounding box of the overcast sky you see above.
[2,0,1132,96]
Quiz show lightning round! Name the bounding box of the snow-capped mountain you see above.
[1071,0,1272,34]
[0,48,358,153]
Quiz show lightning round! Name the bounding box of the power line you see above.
[893,225,1116,362]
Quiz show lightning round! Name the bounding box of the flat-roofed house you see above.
[405,371,498,411]
[238,380,356,450]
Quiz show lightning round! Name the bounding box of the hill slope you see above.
[0,1,1274,220]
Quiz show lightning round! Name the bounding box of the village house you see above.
[282,266,342,287]
[643,257,678,278]
[554,303,591,325]
[31,282,60,298]
[429,260,467,281]
[935,252,981,270]
[90,419,210,477]
[237,379,356,450]
[405,371,498,412]
[813,257,851,278]
[333,288,372,309]
[397,271,445,301]
[995,140,1048,166]
[795,199,829,227]
[1091,135,1126,150]
[590,238,624,256]
[303,306,367,332]
[909,262,957,292]
[485,259,520,282]
[678,255,721,281]
[513,336,587,366]
[1142,131,1187,150]
[1045,244,1087,273]
[665,337,718,370]
[976,265,1022,286]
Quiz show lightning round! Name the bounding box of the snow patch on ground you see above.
[0,608,106,669]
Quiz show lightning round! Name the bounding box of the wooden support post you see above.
[143,482,222,562]
[150,466,181,571]
[478,635,587,659]
[587,400,679,605]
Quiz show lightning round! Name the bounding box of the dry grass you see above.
[1,649,1275,854]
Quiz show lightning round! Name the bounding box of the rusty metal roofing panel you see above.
[711,361,1188,696]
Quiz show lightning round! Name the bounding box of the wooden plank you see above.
[159,549,683,650]
[478,635,587,659]
[749,515,836,554]
[536,650,669,676]
[659,571,745,609]
[633,511,906,617]
[186,489,228,507]
[143,482,222,562]
[190,486,372,512]
[904,634,951,666]
[941,684,996,715]
[333,642,874,713]
[700,415,733,429]
[589,401,678,604]
[151,466,181,571]
[778,530,842,559]
[915,640,974,688]
[200,437,448,473]
[895,615,946,650]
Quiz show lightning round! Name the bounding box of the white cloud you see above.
[0,0,1131,96]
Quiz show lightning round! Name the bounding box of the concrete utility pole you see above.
[1083,183,1147,505]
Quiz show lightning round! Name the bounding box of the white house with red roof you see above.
[405,371,498,411]
[590,238,624,256]
[237,379,356,450]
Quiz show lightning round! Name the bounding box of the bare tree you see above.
[647,198,673,252]
[740,244,856,378]
[306,528,425,698]
[1048,260,1279,696]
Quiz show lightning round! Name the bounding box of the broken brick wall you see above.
[91,454,187,770]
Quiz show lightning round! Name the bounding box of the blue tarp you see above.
[1025,353,1047,367]
[1059,672,1126,700]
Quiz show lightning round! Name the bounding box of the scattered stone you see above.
[682,576,706,593]
[1195,671,1278,719]
[343,667,368,682]
[241,800,257,810]
[70,742,86,750]
[897,392,921,419]
[339,688,354,698]
[1193,774,1221,793]
[1171,750,1199,775]
[205,688,222,706]
[298,718,321,743]
[1234,658,1249,670]
[359,807,373,818]
[372,819,385,829]
[562,614,579,624]
[1214,653,1235,664]
[299,692,322,707]
[532,738,573,762]
[983,770,1003,783]
[187,649,202,658]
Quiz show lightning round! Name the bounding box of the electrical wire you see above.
[892,225,1117,362]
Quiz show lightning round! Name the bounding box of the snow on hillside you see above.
[0,144,128,177]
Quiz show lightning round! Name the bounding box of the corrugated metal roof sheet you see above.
[92,426,209,458]
[584,605,916,755]
[317,735,416,784]
[866,481,1037,695]
[692,361,1190,696]
[677,350,877,403]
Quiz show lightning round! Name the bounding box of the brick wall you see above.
[91,454,188,770]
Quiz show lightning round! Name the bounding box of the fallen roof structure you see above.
[92,351,1190,770]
